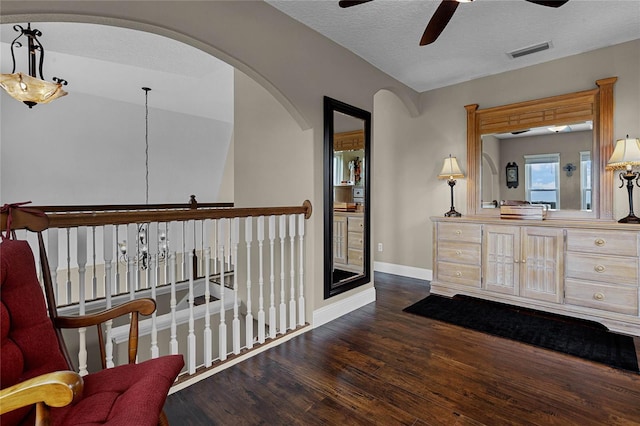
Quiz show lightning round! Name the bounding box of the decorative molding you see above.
[313,287,376,328]
[374,262,433,281]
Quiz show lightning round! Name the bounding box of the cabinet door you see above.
[520,227,563,303]
[483,225,520,295]
[333,215,347,265]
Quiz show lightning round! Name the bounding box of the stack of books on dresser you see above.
[500,204,547,220]
[334,202,356,211]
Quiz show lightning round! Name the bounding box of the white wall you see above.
[1,91,233,204]
[374,39,640,273]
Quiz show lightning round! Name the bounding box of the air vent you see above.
[507,41,552,59]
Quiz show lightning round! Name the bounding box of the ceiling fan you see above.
[338,0,570,46]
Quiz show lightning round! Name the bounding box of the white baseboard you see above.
[374,261,432,281]
[312,286,376,328]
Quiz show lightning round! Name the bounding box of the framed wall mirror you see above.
[323,96,371,298]
[466,77,617,220]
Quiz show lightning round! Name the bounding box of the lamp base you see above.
[618,214,640,224]
[444,208,462,218]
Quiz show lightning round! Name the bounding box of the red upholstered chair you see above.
[0,207,184,426]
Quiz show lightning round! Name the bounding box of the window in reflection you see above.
[580,151,592,210]
[525,153,560,209]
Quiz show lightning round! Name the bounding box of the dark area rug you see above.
[404,294,639,373]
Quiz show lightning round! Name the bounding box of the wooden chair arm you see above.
[53,298,156,367]
[0,371,83,415]
[54,298,156,328]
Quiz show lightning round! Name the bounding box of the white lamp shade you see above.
[606,137,640,170]
[438,156,464,179]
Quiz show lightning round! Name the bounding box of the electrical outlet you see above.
[377,243,383,252]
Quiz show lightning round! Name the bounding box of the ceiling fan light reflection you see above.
[548,125,568,133]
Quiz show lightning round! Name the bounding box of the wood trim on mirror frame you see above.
[465,77,617,220]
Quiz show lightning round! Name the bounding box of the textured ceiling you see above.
[267,0,640,92]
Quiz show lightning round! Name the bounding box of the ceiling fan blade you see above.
[420,0,460,46]
[339,0,373,8]
[524,0,570,7]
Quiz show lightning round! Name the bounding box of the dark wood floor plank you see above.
[165,272,640,425]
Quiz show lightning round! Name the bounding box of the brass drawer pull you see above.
[455,230,462,236]
[594,238,606,247]
[455,250,462,256]
[593,292,605,301]
[594,265,606,273]
[455,271,462,277]
[514,259,519,263]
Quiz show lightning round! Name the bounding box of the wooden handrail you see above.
[31,195,233,213]
[45,200,312,229]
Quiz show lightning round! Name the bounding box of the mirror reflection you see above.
[481,121,593,211]
[324,97,371,299]
[333,113,366,285]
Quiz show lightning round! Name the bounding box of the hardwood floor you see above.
[164,273,640,425]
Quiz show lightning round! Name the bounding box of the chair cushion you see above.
[51,355,184,426]
[1,239,69,426]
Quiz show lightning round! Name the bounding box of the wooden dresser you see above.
[431,216,640,336]
[334,211,364,272]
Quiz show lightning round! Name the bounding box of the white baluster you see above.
[103,225,115,368]
[201,220,205,275]
[257,216,265,344]
[66,229,72,305]
[77,227,88,376]
[279,215,287,335]
[289,215,297,330]
[268,216,277,339]
[298,214,306,326]
[149,225,159,360]
[127,223,137,299]
[204,245,212,367]
[231,218,241,354]
[187,251,196,374]
[162,222,170,286]
[181,222,187,281]
[133,223,143,293]
[218,219,227,361]
[212,219,219,277]
[115,226,122,295]
[169,251,178,355]
[47,229,59,303]
[91,227,97,300]
[245,217,254,349]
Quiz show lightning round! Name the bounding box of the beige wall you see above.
[2,3,638,312]
[1,1,421,315]
[374,39,640,273]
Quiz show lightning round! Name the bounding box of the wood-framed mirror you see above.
[323,96,371,299]
[466,77,617,220]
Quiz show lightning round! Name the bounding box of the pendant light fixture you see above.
[0,23,68,108]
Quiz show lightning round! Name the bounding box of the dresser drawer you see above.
[348,248,363,266]
[566,229,638,257]
[437,241,481,265]
[348,231,364,249]
[438,222,482,244]
[437,261,481,287]
[347,217,364,233]
[565,253,638,286]
[565,278,638,315]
